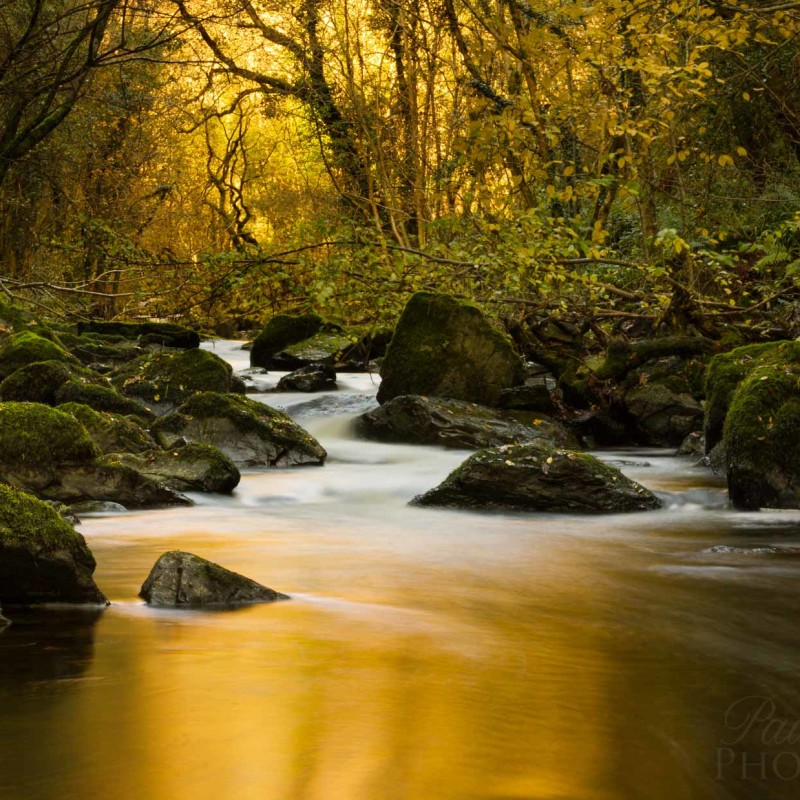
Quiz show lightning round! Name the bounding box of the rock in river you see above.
[0,484,108,605]
[140,551,289,606]
[354,394,575,449]
[412,441,661,514]
[274,363,337,393]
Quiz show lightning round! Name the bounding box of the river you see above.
[2,339,800,800]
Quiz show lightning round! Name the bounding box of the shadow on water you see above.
[0,607,103,689]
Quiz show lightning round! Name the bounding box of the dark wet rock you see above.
[412,441,661,513]
[58,457,192,508]
[77,320,200,349]
[58,403,156,454]
[623,382,703,447]
[69,500,128,515]
[696,441,727,474]
[677,431,705,456]
[0,331,78,380]
[274,363,337,392]
[111,348,240,410]
[706,545,782,555]
[377,292,525,407]
[336,328,393,370]
[140,550,289,606]
[722,348,800,510]
[250,313,323,368]
[115,443,240,494]
[0,484,107,605]
[152,391,326,467]
[496,383,558,415]
[355,394,576,449]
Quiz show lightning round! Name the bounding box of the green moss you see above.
[0,402,99,467]
[55,381,152,418]
[0,484,86,552]
[705,341,800,450]
[378,291,524,406]
[281,331,354,361]
[112,349,233,404]
[58,403,155,454]
[0,360,76,404]
[0,332,77,380]
[250,313,323,367]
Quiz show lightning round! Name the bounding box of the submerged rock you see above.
[377,292,525,406]
[354,394,575,449]
[69,500,128,515]
[140,551,289,606]
[116,443,240,494]
[0,484,107,605]
[274,363,337,392]
[412,442,661,513]
[152,391,327,467]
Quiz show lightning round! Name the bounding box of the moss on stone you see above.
[55,381,152,418]
[0,484,87,552]
[705,341,800,451]
[0,360,77,404]
[0,402,99,467]
[111,348,234,404]
[377,291,525,406]
[280,331,354,363]
[58,402,156,455]
[0,332,77,379]
[724,362,800,509]
[250,312,323,367]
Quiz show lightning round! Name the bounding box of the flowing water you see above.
[3,340,800,800]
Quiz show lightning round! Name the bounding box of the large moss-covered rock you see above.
[116,443,240,494]
[112,349,239,409]
[377,292,524,406]
[250,313,322,367]
[0,360,77,404]
[354,394,576,449]
[270,331,354,370]
[412,442,661,513]
[0,484,107,605]
[724,361,800,510]
[0,332,77,379]
[0,402,187,508]
[152,392,327,467]
[140,550,289,606]
[58,332,144,366]
[704,342,798,451]
[77,320,200,349]
[58,403,156,455]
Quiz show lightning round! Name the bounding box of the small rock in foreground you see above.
[140,551,289,607]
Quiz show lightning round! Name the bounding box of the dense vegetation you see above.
[0,0,798,345]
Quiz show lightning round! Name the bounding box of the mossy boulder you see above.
[55,381,152,418]
[270,331,354,370]
[250,313,323,367]
[354,394,576,449]
[111,349,239,409]
[0,484,107,605]
[412,441,661,513]
[704,341,800,451]
[77,320,200,349]
[152,391,327,467]
[58,332,144,366]
[140,550,289,606]
[0,332,77,379]
[724,362,800,509]
[0,360,77,404]
[115,443,240,494]
[58,403,156,455]
[377,292,525,406]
